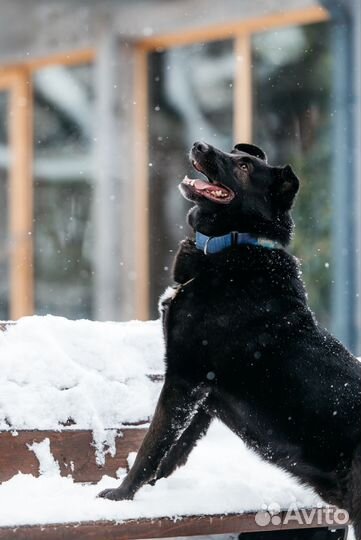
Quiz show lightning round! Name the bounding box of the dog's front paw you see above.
[97,487,134,501]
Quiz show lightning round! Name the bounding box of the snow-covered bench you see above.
[0,317,349,539]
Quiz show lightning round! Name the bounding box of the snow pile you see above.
[0,421,322,527]
[0,316,164,461]
[0,316,164,432]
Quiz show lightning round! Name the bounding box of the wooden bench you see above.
[0,323,349,539]
[0,514,348,540]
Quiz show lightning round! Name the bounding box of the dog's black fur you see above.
[99,141,361,536]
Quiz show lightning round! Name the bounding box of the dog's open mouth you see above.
[181,161,234,204]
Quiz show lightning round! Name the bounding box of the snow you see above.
[0,421,322,528]
[0,316,323,528]
[0,316,164,460]
[27,438,61,477]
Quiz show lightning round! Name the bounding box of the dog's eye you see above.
[239,163,248,171]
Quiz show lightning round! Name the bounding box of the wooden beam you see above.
[0,70,21,90]
[137,6,329,51]
[234,34,252,144]
[9,69,33,319]
[0,429,147,483]
[133,46,150,320]
[0,513,346,540]
[0,49,95,71]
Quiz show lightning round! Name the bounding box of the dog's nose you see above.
[193,141,209,153]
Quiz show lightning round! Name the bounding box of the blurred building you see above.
[0,0,360,352]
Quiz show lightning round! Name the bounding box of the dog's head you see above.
[179,141,299,245]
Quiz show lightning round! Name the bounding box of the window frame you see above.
[0,7,333,322]
[0,50,94,319]
[136,5,330,320]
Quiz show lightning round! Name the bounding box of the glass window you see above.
[148,40,235,317]
[33,63,94,319]
[252,22,333,329]
[0,91,10,319]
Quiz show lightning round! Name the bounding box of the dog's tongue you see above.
[193,179,211,191]
[182,176,217,191]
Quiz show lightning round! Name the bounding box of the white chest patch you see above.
[158,286,178,315]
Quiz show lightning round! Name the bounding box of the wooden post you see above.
[234,34,252,144]
[9,70,34,319]
[133,46,149,321]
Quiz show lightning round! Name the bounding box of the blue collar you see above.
[195,231,283,255]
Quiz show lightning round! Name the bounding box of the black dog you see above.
[99,141,361,537]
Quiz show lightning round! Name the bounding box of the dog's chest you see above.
[158,277,197,335]
[158,278,195,314]
[160,274,260,348]
[160,243,299,367]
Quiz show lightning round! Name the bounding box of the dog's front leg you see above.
[97,376,209,501]
[149,408,212,484]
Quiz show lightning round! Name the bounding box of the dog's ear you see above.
[233,143,267,162]
[273,165,300,211]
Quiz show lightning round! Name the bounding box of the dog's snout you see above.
[193,141,209,153]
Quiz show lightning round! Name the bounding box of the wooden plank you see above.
[234,34,252,144]
[0,513,346,540]
[9,69,34,319]
[134,45,150,321]
[0,429,147,483]
[0,49,95,71]
[137,6,329,51]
